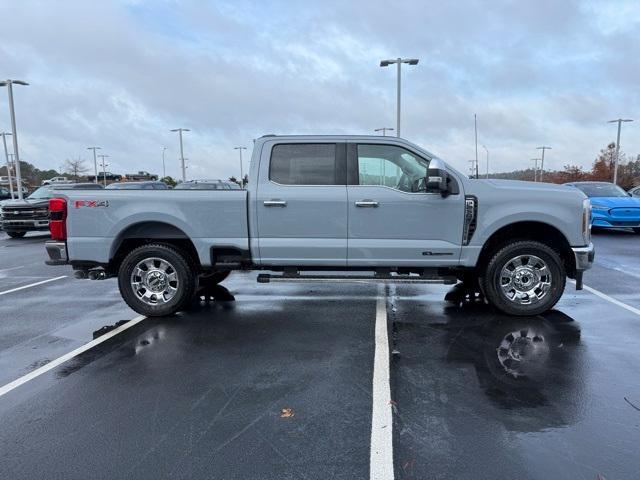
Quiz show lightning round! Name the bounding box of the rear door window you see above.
[270,144,338,185]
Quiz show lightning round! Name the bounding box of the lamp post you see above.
[379,58,419,138]
[97,154,109,186]
[161,146,167,179]
[87,146,101,183]
[607,119,633,185]
[530,158,541,182]
[536,146,551,182]
[0,79,29,200]
[170,128,190,182]
[234,146,247,189]
[482,145,489,179]
[1,131,14,199]
[374,127,394,136]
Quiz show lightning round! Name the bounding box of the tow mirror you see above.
[425,158,449,196]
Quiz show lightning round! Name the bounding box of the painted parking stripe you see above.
[0,275,67,296]
[370,285,394,480]
[0,315,147,398]
[572,280,640,317]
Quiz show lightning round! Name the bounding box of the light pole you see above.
[380,58,419,138]
[0,79,29,200]
[536,146,551,182]
[482,145,489,179]
[530,158,541,182]
[1,131,15,199]
[234,146,247,188]
[87,146,101,183]
[474,114,479,179]
[161,146,167,179]
[170,128,190,181]
[374,127,394,136]
[468,160,476,178]
[97,154,109,186]
[607,119,633,185]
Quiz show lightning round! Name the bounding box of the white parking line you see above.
[370,285,394,480]
[0,315,147,398]
[0,276,67,296]
[572,280,640,317]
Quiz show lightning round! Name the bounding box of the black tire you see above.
[6,231,27,238]
[483,241,565,316]
[118,243,197,317]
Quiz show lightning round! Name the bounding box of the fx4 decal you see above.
[74,200,110,209]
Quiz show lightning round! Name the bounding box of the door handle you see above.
[263,200,287,207]
[355,200,379,208]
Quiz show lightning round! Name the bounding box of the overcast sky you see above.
[1,0,638,180]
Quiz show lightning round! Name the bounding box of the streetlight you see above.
[607,119,633,185]
[97,154,110,187]
[87,146,101,183]
[374,127,394,136]
[482,145,489,179]
[161,146,167,179]
[170,128,190,181]
[0,79,29,200]
[530,158,541,182]
[536,146,551,182]
[1,131,15,199]
[379,58,419,138]
[234,146,247,189]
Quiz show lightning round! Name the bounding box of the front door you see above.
[256,141,348,266]
[347,142,464,267]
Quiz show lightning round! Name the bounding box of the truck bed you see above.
[58,189,249,266]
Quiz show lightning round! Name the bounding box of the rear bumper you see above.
[45,241,68,265]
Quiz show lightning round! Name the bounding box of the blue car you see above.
[565,181,640,234]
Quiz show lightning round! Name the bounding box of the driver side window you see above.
[357,144,429,193]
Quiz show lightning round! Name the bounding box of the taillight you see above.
[49,197,67,241]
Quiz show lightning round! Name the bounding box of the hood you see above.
[588,196,640,208]
[0,198,50,208]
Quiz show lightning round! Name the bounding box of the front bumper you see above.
[571,243,595,290]
[592,211,640,228]
[0,219,49,231]
[45,241,68,266]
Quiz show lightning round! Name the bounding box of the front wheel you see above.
[483,241,565,316]
[6,231,27,238]
[118,243,197,317]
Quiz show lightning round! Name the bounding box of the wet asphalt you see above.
[0,229,639,479]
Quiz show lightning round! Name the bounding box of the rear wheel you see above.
[6,231,26,238]
[118,243,196,317]
[483,241,565,316]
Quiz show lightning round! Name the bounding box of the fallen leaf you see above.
[280,407,295,418]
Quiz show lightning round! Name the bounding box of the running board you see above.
[257,273,457,285]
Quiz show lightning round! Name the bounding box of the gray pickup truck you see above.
[44,135,594,317]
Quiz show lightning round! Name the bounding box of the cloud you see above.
[0,0,638,180]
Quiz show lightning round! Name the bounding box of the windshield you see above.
[107,183,143,189]
[571,183,629,198]
[27,186,54,199]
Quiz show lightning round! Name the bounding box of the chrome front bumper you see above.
[45,241,68,266]
[571,243,595,290]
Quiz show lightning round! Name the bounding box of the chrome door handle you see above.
[355,200,379,208]
[263,200,287,207]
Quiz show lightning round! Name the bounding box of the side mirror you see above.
[425,158,449,196]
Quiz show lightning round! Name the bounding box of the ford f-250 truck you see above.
[44,135,594,317]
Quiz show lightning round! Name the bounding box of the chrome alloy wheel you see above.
[130,257,179,305]
[499,254,551,305]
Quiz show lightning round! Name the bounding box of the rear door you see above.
[256,141,348,266]
[346,142,464,267]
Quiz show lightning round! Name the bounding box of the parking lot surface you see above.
[1,230,639,479]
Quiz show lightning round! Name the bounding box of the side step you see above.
[257,272,457,285]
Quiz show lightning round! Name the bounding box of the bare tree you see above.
[64,157,89,180]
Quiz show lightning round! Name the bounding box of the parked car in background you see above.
[565,181,640,234]
[86,172,122,182]
[125,171,158,181]
[629,186,640,198]
[175,179,241,190]
[0,183,103,238]
[42,176,74,186]
[0,186,11,200]
[106,181,168,190]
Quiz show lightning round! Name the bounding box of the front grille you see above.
[1,207,49,220]
[609,207,640,219]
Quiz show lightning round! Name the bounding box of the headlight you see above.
[590,204,608,211]
[582,199,591,243]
